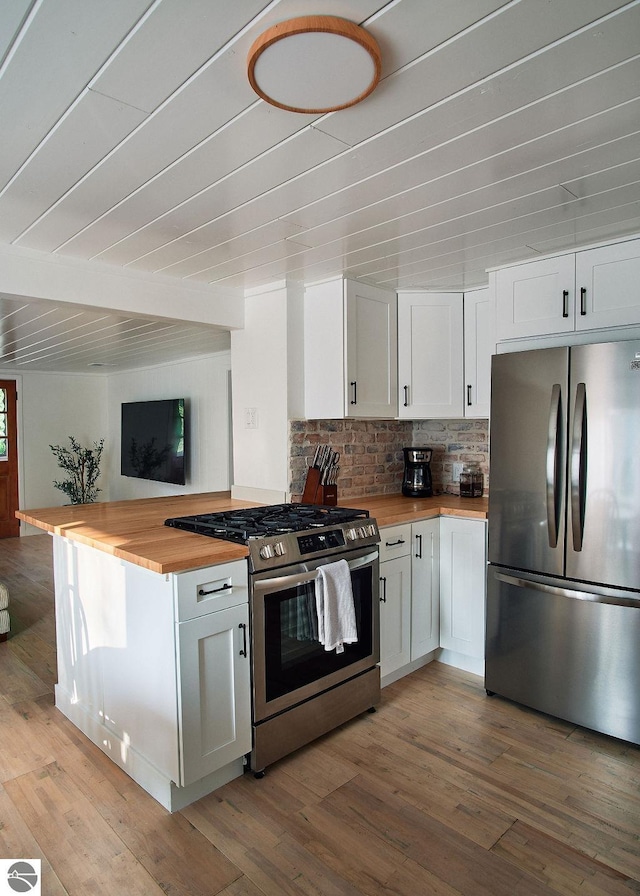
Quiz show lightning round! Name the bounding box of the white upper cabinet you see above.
[463,288,494,419]
[397,290,494,419]
[304,279,397,419]
[575,240,640,331]
[397,292,464,418]
[495,237,640,341]
[495,255,576,341]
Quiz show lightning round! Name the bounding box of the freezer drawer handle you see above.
[545,383,563,549]
[495,572,640,609]
[570,382,587,552]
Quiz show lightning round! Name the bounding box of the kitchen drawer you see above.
[379,524,412,562]
[173,560,248,622]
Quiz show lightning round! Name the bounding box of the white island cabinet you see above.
[53,535,251,812]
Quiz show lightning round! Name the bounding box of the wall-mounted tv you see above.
[121,398,187,485]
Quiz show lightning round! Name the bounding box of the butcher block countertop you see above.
[17,491,488,575]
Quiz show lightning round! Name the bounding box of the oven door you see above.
[251,547,379,723]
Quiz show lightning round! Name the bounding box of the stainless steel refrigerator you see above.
[486,339,640,745]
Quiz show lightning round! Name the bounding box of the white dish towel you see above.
[315,559,358,653]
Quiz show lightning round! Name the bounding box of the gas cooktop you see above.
[164,503,370,544]
[164,503,379,571]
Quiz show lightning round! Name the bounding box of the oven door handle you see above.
[253,550,379,594]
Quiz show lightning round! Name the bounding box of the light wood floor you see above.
[1,534,639,895]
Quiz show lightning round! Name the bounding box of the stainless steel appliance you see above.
[402,447,433,497]
[165,504,381,773]
[486,340,640,745]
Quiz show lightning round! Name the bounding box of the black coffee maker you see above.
[402,447,433,497]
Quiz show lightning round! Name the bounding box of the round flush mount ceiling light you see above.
[247,16,381,114]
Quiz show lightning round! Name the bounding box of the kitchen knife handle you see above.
[545,384,563,549]
[379,576,387,602]
[580,286,587,316]
[562,290,569,318]
[403,385,409,407]
[350,381,357,405]
[570,382,587,552]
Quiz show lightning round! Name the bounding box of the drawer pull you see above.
[562,289,569,318]
[198,582,232,596]
[415,533,423,559]
[385,539,405,547]
[379,576,387,602]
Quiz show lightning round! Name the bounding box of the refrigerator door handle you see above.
[546,383,563,548]
[570,382,587,552]
[495,572,640,609]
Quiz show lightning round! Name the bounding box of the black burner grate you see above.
[164,503,369,544]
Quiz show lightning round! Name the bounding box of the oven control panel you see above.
[298,528,346,555]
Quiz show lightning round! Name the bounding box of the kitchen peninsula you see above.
[17,491,487,812]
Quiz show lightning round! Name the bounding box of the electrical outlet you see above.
[244,407,258,429]
[453,462,464,481]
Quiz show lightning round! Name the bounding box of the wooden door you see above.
[0,380,19,538]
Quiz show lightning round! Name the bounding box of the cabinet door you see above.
[411,519,439,660]
[575,240,640,331]
[345,280,398,418]
[495,255,575,340]
[439,518,486,660]
[379,555,411,677]
[177,603,251,787]
[397,292,463,418]
[463,288,494,418]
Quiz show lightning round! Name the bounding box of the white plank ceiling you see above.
[1,0,640,371]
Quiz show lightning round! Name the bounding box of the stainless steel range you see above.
[165,503,381,774]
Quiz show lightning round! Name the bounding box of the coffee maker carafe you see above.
[402,447,433,497]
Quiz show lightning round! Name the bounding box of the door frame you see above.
[0,374,24,537]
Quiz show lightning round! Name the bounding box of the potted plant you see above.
[49,436,105,504]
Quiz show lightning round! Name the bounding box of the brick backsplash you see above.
[289,418,489,500]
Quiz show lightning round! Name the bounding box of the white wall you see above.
[0,369,108,524]
[230,283,304,503]
[106,352,232,501]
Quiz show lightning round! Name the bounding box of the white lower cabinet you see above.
[378,516,486,682]
[176,601,251,787]
[411,518,440,660]
[378,525,412,677]
[439,517,487,665]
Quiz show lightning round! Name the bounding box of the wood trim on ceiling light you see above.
[247,16,382,114]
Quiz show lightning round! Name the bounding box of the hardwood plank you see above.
[0,786,68,896]
[3,761,166,895]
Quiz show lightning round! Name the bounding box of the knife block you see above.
[300,466,338,505]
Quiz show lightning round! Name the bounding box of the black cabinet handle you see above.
[415,533,423,559]
[580,287,587,316]
[385,539,405,547]
[198,582,231,596]
[379,576,387,602]
[562,290,569,318]
[350,381,357,405]
[239,623,248,657]
[467,384,472,407]
[403,385,409,407]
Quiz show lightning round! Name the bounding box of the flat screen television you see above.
[121,398,187,485]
